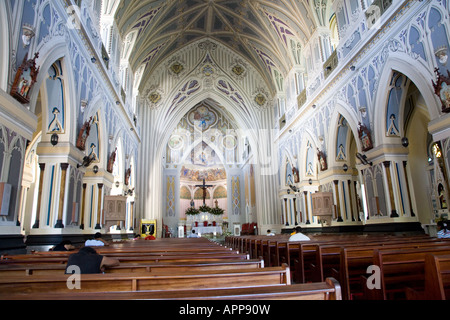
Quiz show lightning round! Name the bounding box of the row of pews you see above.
[0,237,341,300]
[225,233,450,300]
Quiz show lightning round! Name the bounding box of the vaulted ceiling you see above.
[113,0,330,93]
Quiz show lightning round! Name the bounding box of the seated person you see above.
[266,229,275,236]
[289,226,311,241]
[65,247,119,274]
[188,230,200,238]
[51,240,76,251]
[85,232,109,247]
[437,220,450,238]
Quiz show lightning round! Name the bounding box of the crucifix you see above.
[195,179,214,205]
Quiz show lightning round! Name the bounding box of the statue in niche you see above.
[292,167,300,183]
[11,52,40,104]
[76,116,93,151]
[125,167,131,186]
[317,148,328,171]
[358,122,374,152]
[107,147,117,174]
[432,68,450,113]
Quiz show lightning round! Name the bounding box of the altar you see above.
[192,226,223,235]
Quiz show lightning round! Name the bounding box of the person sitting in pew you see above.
[437,220,450,239]
[51,240,76,252]
[65,247,120,274]
[289,226,310,242]
[85,232,109,247]
[266,229,275,236]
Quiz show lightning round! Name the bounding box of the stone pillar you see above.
[293,197,298,226]
[32,163,45,229]
[284,198,288,226]
[80,183,87,230]
[383,161,398,217]
[55,163,69,228]
[402,161,415,217]
[334,180,343,222]
[95,183,103,229]
[304,191,311,224]
[347,180,355,221]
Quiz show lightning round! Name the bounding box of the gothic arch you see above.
[328,101,362,169]
[372,54,440,147]
[30,42,78,145]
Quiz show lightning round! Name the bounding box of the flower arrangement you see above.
[198,205,212,213]
[185,207,200,216]
[210,207,225,216]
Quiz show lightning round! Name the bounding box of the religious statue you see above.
[190,199,195,208]
[124,167,131,186]
[76,116,93,151]
[358,122,373,152]
[11,52,40,104]
[432,68,450,113]
[107,147,117,174]
[317,148,328,171]
[292,167,300,183]
[195,179,213,205]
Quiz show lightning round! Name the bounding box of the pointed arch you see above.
[372,54,440,147]
[328,101,362,169]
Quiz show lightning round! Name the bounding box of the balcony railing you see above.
[323,50,338,79]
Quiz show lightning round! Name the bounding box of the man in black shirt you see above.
[65,247,120,274]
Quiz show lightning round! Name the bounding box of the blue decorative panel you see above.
[409,26,426,61]
[46,62,65,133]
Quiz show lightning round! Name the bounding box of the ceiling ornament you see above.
[167,56,186,78]
[252,87,271,109]
[230,59,248,80]
[145,85,164,110]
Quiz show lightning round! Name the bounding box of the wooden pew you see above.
[0,264,291,294]
[338,240,450,300]
[0,278,342,300]
[364,246,450,300]
[0,252,251,265]
[0,258,265,276]
[406,254,450,300]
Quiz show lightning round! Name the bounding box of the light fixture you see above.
[356,152,373,166]
[287,189,291,195]
[350,65,356,71]
[93,165,99,174]
[50,133,59,146]
[401,137,409,148]
[309,178,313,185]
[343,164,349,172]
[115,181,120,188]
[77,153,96,168]
[91,57,97,63]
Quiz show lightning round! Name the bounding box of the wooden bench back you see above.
[372,246,450,300]
[0,278,341,300]
[423,254,450,300]
[0,264,291,294]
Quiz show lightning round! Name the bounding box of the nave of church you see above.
[0,0,450,301]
